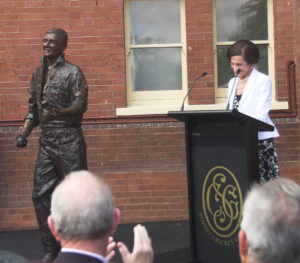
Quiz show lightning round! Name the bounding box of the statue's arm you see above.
[16,73,39,148]
[67,68,88,117]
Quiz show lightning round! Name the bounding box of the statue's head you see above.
[46,28,68,48]
[43,28,68,60]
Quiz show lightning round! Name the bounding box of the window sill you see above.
[270,100,289,110]
[116,100,288,116]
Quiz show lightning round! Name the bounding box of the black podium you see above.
[168,109,274,263]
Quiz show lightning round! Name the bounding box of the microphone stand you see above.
[181,72,207,111]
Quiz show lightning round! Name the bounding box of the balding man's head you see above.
[49,170,119,242]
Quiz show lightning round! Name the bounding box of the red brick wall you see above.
[297,1,300,104]
[0,0,300,231]
[0,122,188,230]
[186,0,215,104]
[272,0,300,184]
[274,0,295,100]
[0,0,126,121]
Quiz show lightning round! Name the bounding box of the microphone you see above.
[181,72,207,111]
[226,69,240,110]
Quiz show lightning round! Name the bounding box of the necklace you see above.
[239,76,249,82]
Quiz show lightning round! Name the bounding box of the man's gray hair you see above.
[51,170,114,240]
[241,178,300,263]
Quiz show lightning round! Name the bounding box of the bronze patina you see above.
[16,28,88,262]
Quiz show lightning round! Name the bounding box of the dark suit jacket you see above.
[28,252,106,263]
[54,252,106,263]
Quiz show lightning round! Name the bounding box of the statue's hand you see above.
[43,107,62,120]
[15,134,28,148]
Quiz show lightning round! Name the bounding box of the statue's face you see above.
[43,33,65,60]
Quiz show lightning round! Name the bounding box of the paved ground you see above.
[0,220,191,263]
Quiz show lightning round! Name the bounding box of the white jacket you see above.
[226,67,279,140]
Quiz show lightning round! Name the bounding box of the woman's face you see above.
[230,55,253,80]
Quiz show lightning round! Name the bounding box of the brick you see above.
[0,0,300,231]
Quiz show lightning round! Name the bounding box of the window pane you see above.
[217,46,234,88]
[130,0,181,45]
[131,48,182,91]
[217,44,269,88]
[216,0,268,41]
[255,45,268,75]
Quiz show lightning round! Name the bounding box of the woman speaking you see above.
[226,39,279,183]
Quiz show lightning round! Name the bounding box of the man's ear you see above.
[238,229,248,263]
[48,215,61,242]
[109,208,121,235]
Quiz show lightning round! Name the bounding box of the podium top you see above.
[168,109,274,132]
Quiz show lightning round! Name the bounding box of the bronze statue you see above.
[16,28,88,262]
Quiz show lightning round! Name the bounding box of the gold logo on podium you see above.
[201,166,243,242]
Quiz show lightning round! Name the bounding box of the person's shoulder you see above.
[63,60,84,74]
[64,60,80,69]
[252,68,271,85]
[251,70,272,96]
[253,68,270,80]
[31,56,44,75]
[32,65,43,75]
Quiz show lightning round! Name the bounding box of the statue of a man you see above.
[16,28,88,261]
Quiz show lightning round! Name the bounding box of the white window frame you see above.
[123,0,187,107]
[117,0,287,116]
[213,0,276,104]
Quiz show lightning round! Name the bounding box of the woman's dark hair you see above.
[226,40,259,65]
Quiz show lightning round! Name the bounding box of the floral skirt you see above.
[258,138,279,184]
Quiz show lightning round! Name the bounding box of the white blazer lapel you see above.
[239,67,258,105]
